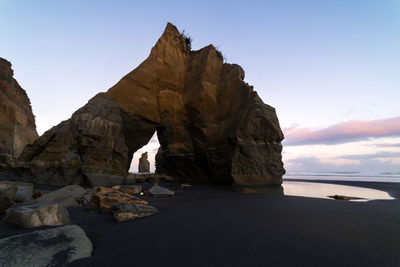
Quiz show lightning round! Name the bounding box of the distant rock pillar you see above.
[138,152,150,173]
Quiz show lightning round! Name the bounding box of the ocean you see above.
[284,171,400,183]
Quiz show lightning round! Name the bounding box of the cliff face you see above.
[18,23,285,186]
[0,58,38,168]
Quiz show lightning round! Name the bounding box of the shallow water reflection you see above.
[243,181,394,201]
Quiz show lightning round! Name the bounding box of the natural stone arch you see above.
[17,23,285,186]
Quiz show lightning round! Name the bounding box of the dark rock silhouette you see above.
[17,23,285,186]
[0,58,38,168]
[138,152,150,173]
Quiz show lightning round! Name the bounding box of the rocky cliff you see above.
[17,23,285,186]
[0,58,38,168]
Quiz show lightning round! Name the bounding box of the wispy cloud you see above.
[371,143,400,148]
[283,116,400,146]
[285,156,400,173]
[337,151,400,160]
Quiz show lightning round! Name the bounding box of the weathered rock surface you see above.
[37,185,86,208]
[114,185,142,195]
[17,23,285,186]
[148,184,175,197]
[6,201,71,228]
[138,152,150,173]
[0,181,33,202]
[86,186,148,213]
[127,173,174,183]
[0,225,92,266]
[0,58,38,169]
[0,191,13,213]
[17,94,128,185]
[112,203,158,223]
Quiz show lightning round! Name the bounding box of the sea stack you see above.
[138,152,150,173]
[17,23,285,186]
[0,58,38,169]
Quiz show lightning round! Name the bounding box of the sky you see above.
[1,0,399,174]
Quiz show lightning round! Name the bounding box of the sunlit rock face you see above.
[17,23,285,186]
[0,58,38,168]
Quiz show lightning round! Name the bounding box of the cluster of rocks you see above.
[0,178,176,265]
[0,181,92,265]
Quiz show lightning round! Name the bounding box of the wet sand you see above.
[1,180,400,266]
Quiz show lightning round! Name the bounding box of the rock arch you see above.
[17,23,285,186]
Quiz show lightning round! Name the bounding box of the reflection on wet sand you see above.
[282,181,393,201]
[236,181,393,201]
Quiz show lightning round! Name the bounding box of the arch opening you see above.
[128,132,160,174]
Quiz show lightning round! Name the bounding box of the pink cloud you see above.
[284,116,400,146]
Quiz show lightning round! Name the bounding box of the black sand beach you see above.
[2,180,399,267]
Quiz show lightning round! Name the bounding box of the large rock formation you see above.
[17,23,285,186]
[0,58,38,168]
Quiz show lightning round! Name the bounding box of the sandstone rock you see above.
[138,152,150,173]
[0,191,13,213]
[119,185,142,195]
[17,94,129,186]
[0,182,17,199]
[32,191,47,199]
[87,187,148,213]
[125,172,136,184]
[0,181,33,202]
[112,203,158,223]
[86,173,126,187]
[148,184,175,197]
[17,23,284,186]
[0,58,38,169]
[0,224,92,266]
[6,201,71,228]
[37,184,86,208]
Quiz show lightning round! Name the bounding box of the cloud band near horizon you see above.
[283,116,400,146]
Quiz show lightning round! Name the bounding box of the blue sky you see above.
[1,0,399,173]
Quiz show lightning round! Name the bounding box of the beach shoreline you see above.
[1,178,399,266]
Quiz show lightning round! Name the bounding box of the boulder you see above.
[0,225,92,266]
[17,23,285,186]
[0,58,38,169]
[86,187,148,213]
[148,184,175,197]
[0,191,13,213]
[112,203,159,223]
[138,152,150,173]
[0,181,33,202]
[118,185,142,195]
[37,184,86,208]
[6,201,71,228]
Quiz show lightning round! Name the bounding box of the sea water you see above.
[284,171,400,183]
[248,171,398,201]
